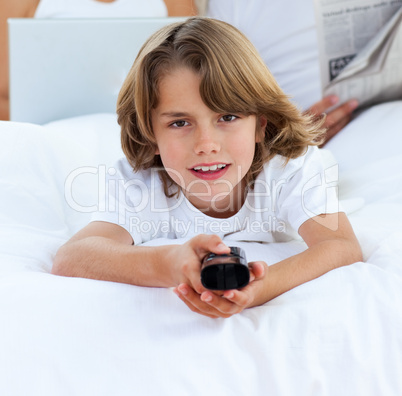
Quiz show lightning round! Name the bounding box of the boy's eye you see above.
[220,114,238,122]
[171,120,189,128]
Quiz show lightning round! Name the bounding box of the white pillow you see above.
[41,113,123,234]
[0,114,123,273]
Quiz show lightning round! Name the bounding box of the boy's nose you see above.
[193,125,220,155]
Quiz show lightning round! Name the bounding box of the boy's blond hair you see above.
[117,17,324,196]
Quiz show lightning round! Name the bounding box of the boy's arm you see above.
[52,221,171,287]
[175,212,362,317]
[52,221,230,290]
[252,212,362,305]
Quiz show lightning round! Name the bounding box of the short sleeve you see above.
[90,159,173,245]
[90,159,150,244]
[275,147,341,232]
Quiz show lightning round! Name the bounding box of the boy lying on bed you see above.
[52,17,362,319]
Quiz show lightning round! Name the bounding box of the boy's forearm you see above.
[52,237,176,288]
[255,238,362,305]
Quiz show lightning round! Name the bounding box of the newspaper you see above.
[314,0,402,109]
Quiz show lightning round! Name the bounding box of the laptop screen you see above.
[8,17,185,124]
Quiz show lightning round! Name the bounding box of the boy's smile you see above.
[189,161,229,181]
[151,67,266,217]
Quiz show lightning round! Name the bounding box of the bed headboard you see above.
[8,17,185,125]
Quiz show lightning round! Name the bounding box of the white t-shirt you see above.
[207,0,321,111]
[34,0,167,18]
[91,146,340,245]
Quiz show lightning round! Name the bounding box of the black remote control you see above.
[201,247,249,290]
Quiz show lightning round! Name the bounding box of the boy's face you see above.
[151,67,266,217]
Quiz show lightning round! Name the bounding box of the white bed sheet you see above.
[0,102,402,395]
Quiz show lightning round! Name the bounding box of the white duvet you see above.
[1,102,402,395]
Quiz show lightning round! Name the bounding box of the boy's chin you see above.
[184,189,240,213]
[185,190,233,203]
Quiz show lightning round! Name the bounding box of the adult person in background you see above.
[0,0,197,121]
[206,0,359,144]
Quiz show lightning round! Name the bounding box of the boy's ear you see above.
[256,116,267,143]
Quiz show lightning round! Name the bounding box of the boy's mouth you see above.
[192,164,227,172]
[189,163,229,180]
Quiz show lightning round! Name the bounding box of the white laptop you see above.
[8,18,185,124]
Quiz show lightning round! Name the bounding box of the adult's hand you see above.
[307,95,359,145]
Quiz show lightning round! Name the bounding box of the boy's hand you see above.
[173,261,267,319]
[168,234,230,294]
